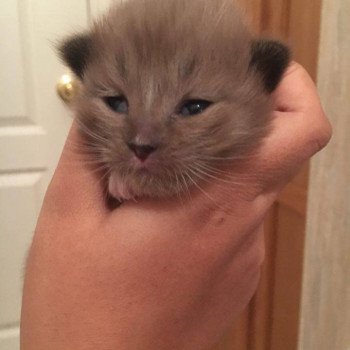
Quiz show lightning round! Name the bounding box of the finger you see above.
[273,62,332,158]
[44,121,108,219]
[273,62,319,113]
[257,63,332,187]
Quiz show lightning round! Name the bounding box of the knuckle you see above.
[287,61,309,80]
[244,231,266,275]
[253,241,266,269]
[320,118,333,147]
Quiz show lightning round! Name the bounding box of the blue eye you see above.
[180,100,212,116]
[104,96,128,114]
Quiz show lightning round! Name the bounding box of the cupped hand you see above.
[21,62,331,350]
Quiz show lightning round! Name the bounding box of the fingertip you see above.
[273,61,319,112]
[307,111,333,156]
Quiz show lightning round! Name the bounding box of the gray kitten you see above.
[59,0,290,201]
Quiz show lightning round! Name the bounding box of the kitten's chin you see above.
[108,171,188,201]
[108,174,135,201]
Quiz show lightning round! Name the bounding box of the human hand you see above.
[21,62,331,350]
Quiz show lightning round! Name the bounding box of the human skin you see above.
[20,63,331,350]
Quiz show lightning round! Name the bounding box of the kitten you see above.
[59,0,290,201]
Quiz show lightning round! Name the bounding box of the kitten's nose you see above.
[128,143,157,161]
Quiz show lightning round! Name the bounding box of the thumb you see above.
[255,63,332,191]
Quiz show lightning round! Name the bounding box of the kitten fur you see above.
[59,0,290,201]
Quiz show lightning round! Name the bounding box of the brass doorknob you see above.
[56,74,79,104]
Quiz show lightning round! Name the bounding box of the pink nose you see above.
[128,143,157,161]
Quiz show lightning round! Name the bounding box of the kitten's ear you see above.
[250,39,291,93]
[58,33,92,79]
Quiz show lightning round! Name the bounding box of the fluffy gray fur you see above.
[59,0,290,201]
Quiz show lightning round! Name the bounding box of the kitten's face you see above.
[60,0,289,200]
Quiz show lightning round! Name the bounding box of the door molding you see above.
[298,0,350,349]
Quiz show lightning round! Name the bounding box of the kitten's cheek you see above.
[108,173,133,201]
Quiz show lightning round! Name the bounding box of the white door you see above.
[0,1,98,348]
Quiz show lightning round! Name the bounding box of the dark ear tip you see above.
[250,39,291,93]
[58,33,92,79]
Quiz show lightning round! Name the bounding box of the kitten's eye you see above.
[179,100,212,116]
[104,96,128,114]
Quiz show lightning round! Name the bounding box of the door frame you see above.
[298,0,350,348]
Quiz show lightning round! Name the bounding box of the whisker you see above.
[189,164,246,187]
[175,172,187,205]
[197,153,258,161]
[76,165,111,183]
[185,168,217,203]
[75,118,110,144]
[194,162,255,182]
[185,167,246,216]
[174,172,181,201]
[179,170,192,203]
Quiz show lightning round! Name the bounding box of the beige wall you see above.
[298,0,350,349]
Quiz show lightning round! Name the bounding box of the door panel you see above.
[0,1,28,118]
[0,329,19,350]
[0,1,89,348]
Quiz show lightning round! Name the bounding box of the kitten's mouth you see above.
[107,157,162,200]
[130,154,158,172]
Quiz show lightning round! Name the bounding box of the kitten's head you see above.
[59,0,290,200]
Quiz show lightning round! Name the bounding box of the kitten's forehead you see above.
[88,0,252,94]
